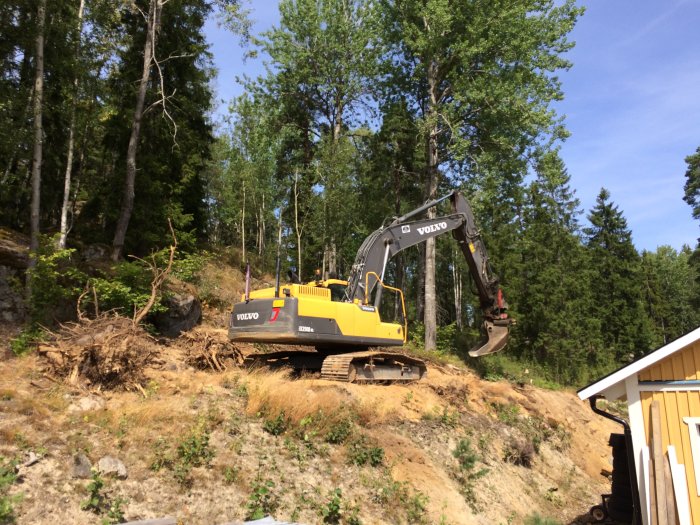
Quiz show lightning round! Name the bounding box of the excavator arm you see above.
[344,190,513,357]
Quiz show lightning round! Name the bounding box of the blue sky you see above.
[205,1,700,252]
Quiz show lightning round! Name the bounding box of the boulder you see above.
[68,396,105,413]
[72,453,93,479]
[153,293,202,337]
[97,455,128,479]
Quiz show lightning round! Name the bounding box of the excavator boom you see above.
[343,190,513,356]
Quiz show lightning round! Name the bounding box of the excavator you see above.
[229,190,513,382]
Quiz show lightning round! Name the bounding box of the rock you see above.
[0,228,29,269]
[97,455,128,479]
[72,453,93,479]
[67,396,104,413]
[0,265,26,323]
[153,293,202,337]
[81,243,110,261]
[22,451,40,467]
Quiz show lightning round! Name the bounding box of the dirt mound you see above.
[38,314,161,390]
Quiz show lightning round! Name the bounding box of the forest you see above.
[2,0,700,386]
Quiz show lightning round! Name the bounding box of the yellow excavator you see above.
[229,190,513,382]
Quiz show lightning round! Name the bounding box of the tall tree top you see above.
[683,146,700,223]
[585,187,636,257]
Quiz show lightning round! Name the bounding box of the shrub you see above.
[263,412,289,436]
[28,240,86,323]
[81,471,106,513]
[347,435,384,467]
[325,418,353,444]
[0,457,21,524]
[320,488,342,524]
[9,326,43,356]
[177,424,215,468]
[245,479,278,520]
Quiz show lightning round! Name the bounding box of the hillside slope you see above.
[0,322,620,525]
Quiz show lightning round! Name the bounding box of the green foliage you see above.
[149,422,215,488]
[222,465,239,485]
[177,424,215,469]
[347,435,384,467]
[103,496,128,525]
[149,437,173,472]
[28,242,86,323]
[524,513,562,525]
[171,251,210,283]
[451,438,489,512]
[9,327,44,356]
[262,412,289,436]
[245,478,278,521]
[325,418,353,445]
[320,488,342,524]
[81,470,106,513]
[365,473,428,524]
[0,457,21,524]
[86,258,167,317]
[491,403,520,426]
[453,439,479,472]
[584,188,651,363]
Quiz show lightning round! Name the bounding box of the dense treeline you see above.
[2,0,699,385]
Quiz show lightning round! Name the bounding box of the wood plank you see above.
[650,455,658,525]
[668,445,692,525]
[652,400,669,525]
[664,453,677,525]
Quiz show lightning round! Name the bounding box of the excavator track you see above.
[320,351,427,383]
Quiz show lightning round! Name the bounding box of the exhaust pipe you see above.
[469,319,511,357]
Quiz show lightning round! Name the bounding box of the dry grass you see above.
[244,369,365,431]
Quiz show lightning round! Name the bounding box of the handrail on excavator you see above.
[364,271,408,344]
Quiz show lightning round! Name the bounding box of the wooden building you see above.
[578,326,700,525]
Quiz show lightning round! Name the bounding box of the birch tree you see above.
[382,0,582,350]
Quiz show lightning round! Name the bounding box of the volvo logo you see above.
[417,222,447,235]
[236,312,259,321]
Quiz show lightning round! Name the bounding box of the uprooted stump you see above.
[38,314,161,390]
[179,328,244,371]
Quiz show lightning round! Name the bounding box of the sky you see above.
[204,0,700,252]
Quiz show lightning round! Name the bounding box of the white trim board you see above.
[683,417,700,497]
[578,325,700,401]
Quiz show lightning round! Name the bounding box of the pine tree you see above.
[584,188,651,362]
[512,152,603,383]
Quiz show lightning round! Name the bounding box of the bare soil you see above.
[0,321,619,525]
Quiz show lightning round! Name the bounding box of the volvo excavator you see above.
[229,190,513,382]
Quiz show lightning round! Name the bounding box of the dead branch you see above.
[131,218,177,327]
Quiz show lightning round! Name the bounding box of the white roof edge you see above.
[577,325,700,401]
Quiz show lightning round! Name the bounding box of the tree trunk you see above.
[423,59,440,351]
[452,249,463,330]
[294,170,303,280]
[58,0,85,249]
[241,182,246,263]
[111,0,160,261]
[29,0,47,261]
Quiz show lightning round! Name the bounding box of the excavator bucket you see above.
[469,320,510,357]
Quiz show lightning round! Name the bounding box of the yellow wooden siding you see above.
[638,342,700,381]
[639,343,700,524]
